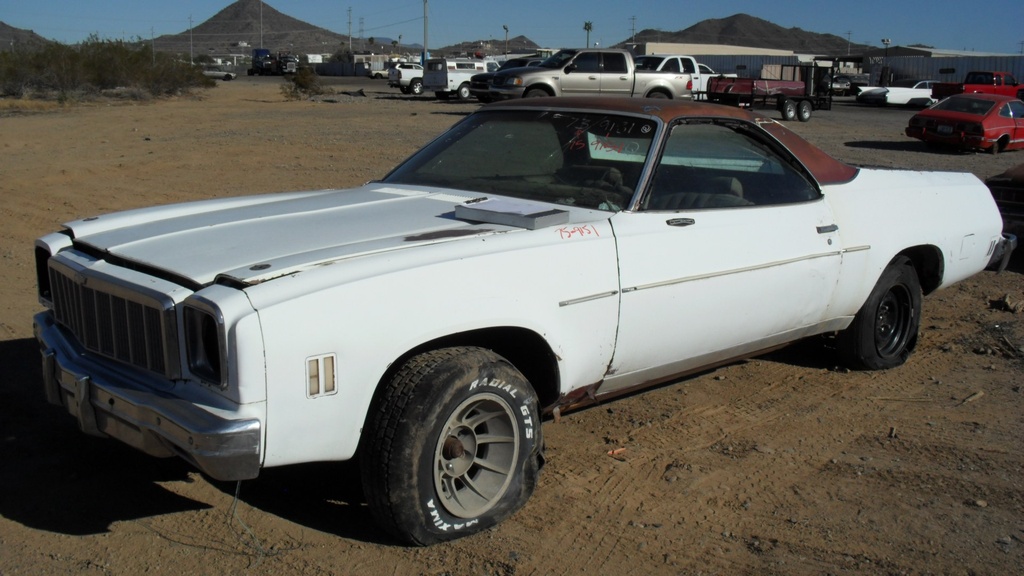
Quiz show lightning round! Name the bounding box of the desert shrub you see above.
[0,37,213,100]
[280,67,324,100]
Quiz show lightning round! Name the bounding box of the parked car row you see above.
[385,50,733,103]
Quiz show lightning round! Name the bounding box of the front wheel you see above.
[360,347,543,545]
[524,88,550,98]
[409,79,423,95]
[837,257,921,370]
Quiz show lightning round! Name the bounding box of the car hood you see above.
[63,184,577,287]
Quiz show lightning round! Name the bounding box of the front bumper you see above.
[34,312,262,481]
[489,85,527,100]
[905,126,991,150]
[987,233,1018,272]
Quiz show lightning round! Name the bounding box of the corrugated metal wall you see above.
[860,56,1024,85]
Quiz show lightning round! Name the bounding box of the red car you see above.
[905,93,1024,154]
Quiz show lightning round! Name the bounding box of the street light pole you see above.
[881,38,891,86]
[503,25,508,55]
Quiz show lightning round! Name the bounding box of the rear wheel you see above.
[837,257,921,370]
[360,347,543,545]
[780,98,798,121]
[990,135,1008,155]
[797,100,813,122]
[456,83,472,100]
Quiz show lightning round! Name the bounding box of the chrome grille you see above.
[49,263,174,376]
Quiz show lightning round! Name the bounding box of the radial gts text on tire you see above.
[837,256,922,370]
[360,347,543,545]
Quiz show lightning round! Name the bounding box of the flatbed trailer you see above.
[707,64,835,122]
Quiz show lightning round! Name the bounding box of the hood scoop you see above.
[454,197,570,230]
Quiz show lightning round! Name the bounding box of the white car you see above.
[33,98,1015,546]
[857,80,937,107]
[202,66,237,81]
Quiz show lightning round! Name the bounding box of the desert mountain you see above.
[152,0,351,57]
[2,3,875,57]
[0,21,50,49]
[624,14,871,54]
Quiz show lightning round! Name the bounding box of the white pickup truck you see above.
[423,57,499,100]
[489,49,692,100]
[634,54,737,99]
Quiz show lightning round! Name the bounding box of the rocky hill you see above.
[0,21,50,50]
[152,0,351,57]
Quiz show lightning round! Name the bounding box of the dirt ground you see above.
[1,77,1022,576]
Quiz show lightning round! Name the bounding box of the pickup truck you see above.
[634,55,737,99]
[387,62,425,95]
[423,57,498,100]
[932,71,1024,101]
[489,49,691,100]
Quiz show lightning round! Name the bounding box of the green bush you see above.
[0,36,213,101]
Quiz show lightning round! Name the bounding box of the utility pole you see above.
[503,24,508,55]
[189,15,193,63]
[584,21,592,48]
[259,1,263,48]
[151,27,155,65]
[423,0,429,65]
[630,16,636,44]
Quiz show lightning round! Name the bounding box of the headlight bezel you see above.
[183,298,228,389]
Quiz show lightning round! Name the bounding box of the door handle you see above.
[817,224,838,234]
[667,218,696,227]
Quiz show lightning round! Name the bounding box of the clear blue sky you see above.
[3,0,1022,54]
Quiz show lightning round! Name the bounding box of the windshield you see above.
[538,50,578,69]
[934,97,996,115]
[383,110,658,211]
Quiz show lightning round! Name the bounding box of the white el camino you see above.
[856,79,937,107]
[33,98,1016,545]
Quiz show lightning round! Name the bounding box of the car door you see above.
[601,121,843,393]
[560,51,601,96]
[1005,100,1024,150]
[598,52,633,97]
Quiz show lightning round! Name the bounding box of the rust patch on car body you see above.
[405,229,494,241]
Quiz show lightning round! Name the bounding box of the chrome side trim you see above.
[559,290,619,307]
[622,249,846,294]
